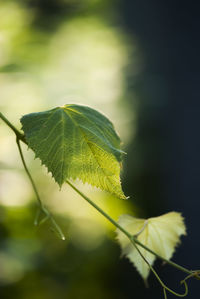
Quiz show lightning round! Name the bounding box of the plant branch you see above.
[163,288,167,299]
[1,112,199,282]
[0,112,26,143]
[1,112,65,239]
[131,237,188,298]
[66,179,197,278]
[16,137,65,240]
[16,138,42,206]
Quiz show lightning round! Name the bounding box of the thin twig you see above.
[181,271,200,283]
[0,112,65,240]
[163,288,168,299]
[0,112,26,143]
[16,137,65,240]
[130,237,188,297]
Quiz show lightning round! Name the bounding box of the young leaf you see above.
[21,104,126,199]
[116,212,186,280]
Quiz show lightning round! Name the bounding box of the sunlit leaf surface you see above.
[116,212,186,280]
[21,104,126,199]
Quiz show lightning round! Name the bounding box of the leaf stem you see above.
[66,180,197,278]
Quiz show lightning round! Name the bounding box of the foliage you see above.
[116,212,186,280]
[0,105,200,299]
[21,104,126,199]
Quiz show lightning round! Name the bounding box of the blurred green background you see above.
[1,1,200,298]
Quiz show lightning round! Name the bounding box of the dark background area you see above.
[1,0,200,298]
[122,1,200,298]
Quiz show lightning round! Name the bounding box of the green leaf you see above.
[21,104,126,199]
[116,212,186,280]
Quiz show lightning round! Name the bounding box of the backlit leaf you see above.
[116,212,186,280]
[21,104,126,199]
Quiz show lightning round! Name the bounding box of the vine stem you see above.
[16,138,65,240]
[1,111,199,280]
[0,112,65,240]
[16,138,42,207]
[66,179,196,278]
[131,236,188,297]
[0,112,26,142]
